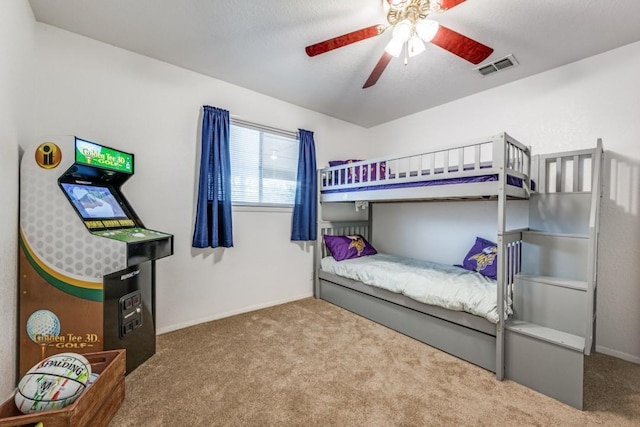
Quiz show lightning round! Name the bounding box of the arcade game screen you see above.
[60,182,128,219]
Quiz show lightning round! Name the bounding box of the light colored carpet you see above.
[110,298,640,426]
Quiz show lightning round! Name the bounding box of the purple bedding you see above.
[321,174,524,194]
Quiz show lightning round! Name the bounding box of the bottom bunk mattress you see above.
[320,253,510,324]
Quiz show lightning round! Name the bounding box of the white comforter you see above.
[321,253,508,323]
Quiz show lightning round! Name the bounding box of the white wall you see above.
[0,0,35,399]
[31,24,369,334]
[366,41,640,363]
[372,201,529,265]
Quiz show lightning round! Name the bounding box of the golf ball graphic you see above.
[26,310,61,343]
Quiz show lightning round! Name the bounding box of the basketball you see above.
[87,372,100,388]
[15,352,92,414]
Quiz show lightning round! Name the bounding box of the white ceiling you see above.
[27,0,640,128]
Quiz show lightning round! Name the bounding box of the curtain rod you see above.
[230,116,297,139]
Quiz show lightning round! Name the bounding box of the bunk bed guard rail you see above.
[320,133,531,195]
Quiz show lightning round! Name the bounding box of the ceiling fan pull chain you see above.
[404,43,409,66]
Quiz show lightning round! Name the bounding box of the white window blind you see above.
[229,121,299,206]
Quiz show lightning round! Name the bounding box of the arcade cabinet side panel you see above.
[18,243,103,376]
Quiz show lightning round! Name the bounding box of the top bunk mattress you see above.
[321,253,510,324]
[321,173,524,194]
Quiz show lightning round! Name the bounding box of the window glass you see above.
[230,123,298,206]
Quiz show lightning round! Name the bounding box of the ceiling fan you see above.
[305,0,494,88]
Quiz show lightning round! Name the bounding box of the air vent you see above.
[474,54,518,77]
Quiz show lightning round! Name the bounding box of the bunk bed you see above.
[315,133,603,409]
[315,132,531,380]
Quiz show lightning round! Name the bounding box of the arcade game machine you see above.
[19,136,173,375]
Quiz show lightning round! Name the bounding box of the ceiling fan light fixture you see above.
[416,19,439,42]
[408,34,425,57]
[385,37,405,57]
[392,19,413,43]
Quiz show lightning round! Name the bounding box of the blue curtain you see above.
[291,129,317,241]
[192,106,234,248]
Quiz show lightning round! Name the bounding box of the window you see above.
[229,121,299,206]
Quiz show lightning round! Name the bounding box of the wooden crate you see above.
[0,350,126,427]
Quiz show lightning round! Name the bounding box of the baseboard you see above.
[595,345,640,365]
[156,292,314,335]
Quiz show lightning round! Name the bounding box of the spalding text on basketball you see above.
[36,359,87,377]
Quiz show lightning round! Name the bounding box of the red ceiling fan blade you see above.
[431,25,493,64]
[363,52,393,89]
[306,25,386,57]
[439,0,466,10]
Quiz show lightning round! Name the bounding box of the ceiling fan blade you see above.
[439,0,466,10]
[431,25,493,64]
[306,25,386,57]
[363,52,393,89]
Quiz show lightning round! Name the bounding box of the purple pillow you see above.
[328,159,362,184]
[324,234,377,261]
[461,237,498,279]
[328,159,387,183]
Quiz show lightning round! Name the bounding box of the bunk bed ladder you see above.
[504,141,603,410]
[496,133,530,381]
[495,134,507,381]
[584,138,603,355]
